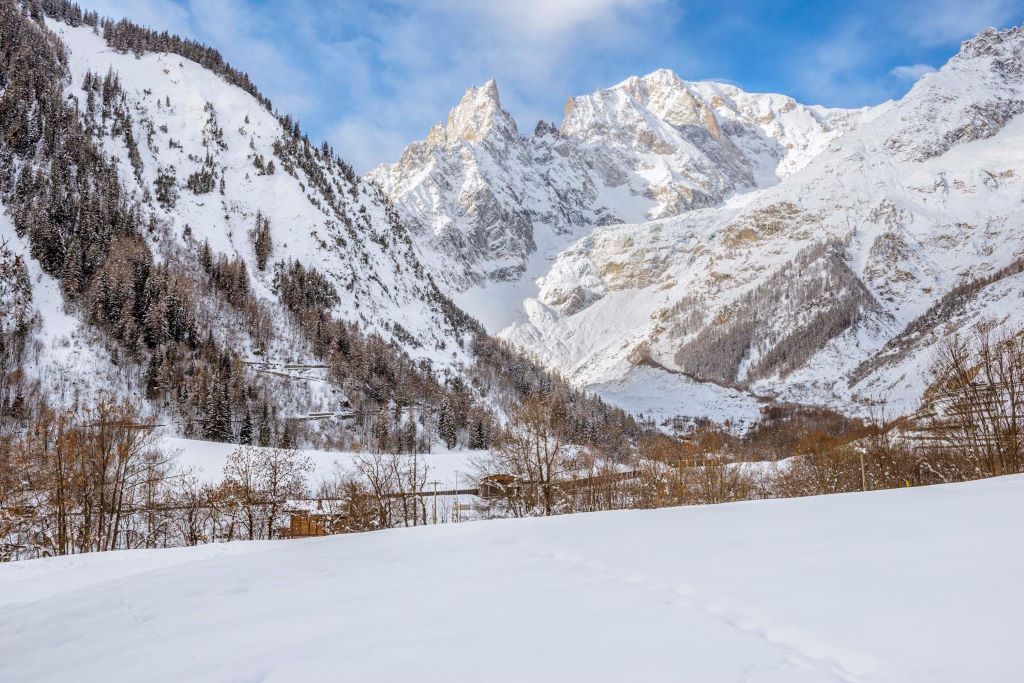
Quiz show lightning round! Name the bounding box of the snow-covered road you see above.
[1,476,1022,682]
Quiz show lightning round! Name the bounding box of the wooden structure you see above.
[287,513,329,538]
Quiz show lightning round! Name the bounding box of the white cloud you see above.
[312,0,684,169]
[890,63,937,82]
[327,118,419,175]
[899,0,1020,46]
[787,21,896,107]
[450,0,664,36]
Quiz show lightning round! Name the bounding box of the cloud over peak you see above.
[890,63,937,82]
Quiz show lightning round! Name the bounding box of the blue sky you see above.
[91,0,1024,171]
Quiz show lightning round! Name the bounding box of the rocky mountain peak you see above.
[956,24,1024,61]
[439,79,518,145]
[374,67,880,299]
[534,119,559,138]
[616,68,685,100]
[559,67,722,142]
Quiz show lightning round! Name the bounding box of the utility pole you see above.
[429,480,439,524]
[858,447,867,492]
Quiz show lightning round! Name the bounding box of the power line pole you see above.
[858,447,867,492]
[429,480,439,524]
[454,473,460,523]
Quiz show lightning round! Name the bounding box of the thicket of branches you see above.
[5,323,1023,561]
[460,324,1024,518]
[0,395,317,561]
[916,325,1024,477]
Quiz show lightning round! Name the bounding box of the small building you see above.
[287,513,330,538]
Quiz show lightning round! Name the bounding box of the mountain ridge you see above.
[370,23,1024,425]
[501,23,1024,420]
[369,69,874,304]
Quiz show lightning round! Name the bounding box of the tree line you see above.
[4,321,1022,561]
[0,396,316,561]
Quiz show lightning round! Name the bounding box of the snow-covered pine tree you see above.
[438,396,458,449]
[250,212,273,271]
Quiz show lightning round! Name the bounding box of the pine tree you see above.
[373,405,391,453]
[403,418,418,454]
[438,396,458,450]
[257,402,272,447]
[278,420,295,449]
[201,380,231,442]
[470,420,487,450]
[239,408,253,445]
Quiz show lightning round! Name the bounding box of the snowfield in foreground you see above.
[1,478,1022,682]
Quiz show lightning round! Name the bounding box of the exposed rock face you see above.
[369,70,871,292]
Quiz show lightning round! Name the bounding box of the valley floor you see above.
[1,477,1021,682]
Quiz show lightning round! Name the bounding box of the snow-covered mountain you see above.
[2,4,639,453]
[374,26,1024,424]
[504,26,1024,419]
[47,21,461,361]
[0,14,471,411]
[369,70,873,329]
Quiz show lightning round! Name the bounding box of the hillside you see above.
[0,2,635,453]
[0,3,460,441]
[1,475,1021,682]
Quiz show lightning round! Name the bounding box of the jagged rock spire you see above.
[434,79,518,145]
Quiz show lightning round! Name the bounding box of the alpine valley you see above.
[3,0,1024,440]
[3,4,1024,679]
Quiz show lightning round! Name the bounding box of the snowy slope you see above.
[590,365,765,432]
[1,475,1022,682]
[0,17,481,423]
[46,20,468,367]
[0,213,121,398]
[503,26,1024,419]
